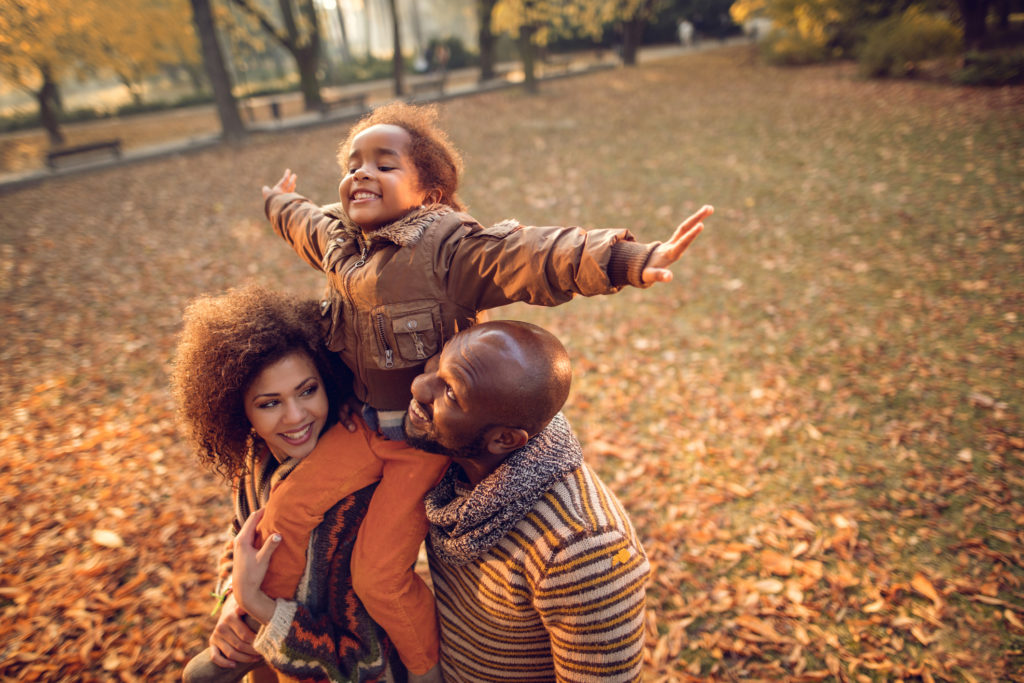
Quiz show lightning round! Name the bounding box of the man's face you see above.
[404,332,497,457]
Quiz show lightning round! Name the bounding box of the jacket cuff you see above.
[608,240,659,288]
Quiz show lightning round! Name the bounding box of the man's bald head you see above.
[460,321,571,436]
[404,321,573,472]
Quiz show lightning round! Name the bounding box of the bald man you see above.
[403,321,650,682]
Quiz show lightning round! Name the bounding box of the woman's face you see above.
[244,351,329,462]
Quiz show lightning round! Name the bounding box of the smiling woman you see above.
[243,352,329,463]
[170,283,406,682]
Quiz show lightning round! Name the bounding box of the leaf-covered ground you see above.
[1,46,1022,681]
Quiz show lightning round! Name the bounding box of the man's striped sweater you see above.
[424,415,650,682]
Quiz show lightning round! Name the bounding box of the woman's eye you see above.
[301,384,319,397]
[258,399,279,409]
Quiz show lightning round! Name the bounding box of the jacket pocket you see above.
[370,301,440,368]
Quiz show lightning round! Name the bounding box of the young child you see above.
[256,102,713,681]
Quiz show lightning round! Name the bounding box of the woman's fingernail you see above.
[272,534,282,542]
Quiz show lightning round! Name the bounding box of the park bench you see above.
[242,98,285,124]
[542,54,573,76]
[45,139,122,170]
[407,73,447,101]
[320,92,369,117]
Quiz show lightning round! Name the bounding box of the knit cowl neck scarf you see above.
[424,413,583,566]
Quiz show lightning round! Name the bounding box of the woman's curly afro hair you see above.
[170,283,349,482]
[338,102,466,212]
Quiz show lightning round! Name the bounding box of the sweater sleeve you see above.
[264,190,339,273]
[534,530,650,682]
[440,220,658,312]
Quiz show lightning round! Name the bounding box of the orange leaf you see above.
[911,572,943,610]
[1005,609,1024,632]
[863,599,886,613]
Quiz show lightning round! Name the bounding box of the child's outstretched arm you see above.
[262,168,341,272]
[261,168,297,200]
[641,204,713,284]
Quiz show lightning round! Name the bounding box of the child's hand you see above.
[338,396,362,432]
[261,168,297,199]
[642,205,713,285]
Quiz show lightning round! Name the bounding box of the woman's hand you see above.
[208,593,261,667]
[232,508,282,625]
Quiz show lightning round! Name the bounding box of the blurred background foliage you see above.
[1,0,1022,144]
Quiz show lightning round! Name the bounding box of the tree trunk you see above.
[282,0,323,110]
[409,0,425,60]
[190,0,245,143]
[387,0,405,96]
[620,18,643,66]
[295,45,324,109]
[363,0,373,59]
[477,0,498,82]
[957,0,990,50]
[993,0,1009,31]
[517,26,538,94]
[38,66,65,147]
[119,72,144,107]
[334,0,352,63]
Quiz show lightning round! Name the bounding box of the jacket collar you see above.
[323,203,454,249]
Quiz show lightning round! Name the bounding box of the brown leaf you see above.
[734,614,792,644]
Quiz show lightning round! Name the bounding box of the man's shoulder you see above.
[504,465,648,584]
[522,464,639,546]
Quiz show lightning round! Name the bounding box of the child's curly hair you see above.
[338,102,466,212]
[170,283,349,482]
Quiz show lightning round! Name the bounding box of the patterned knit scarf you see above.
[424,413,583,566]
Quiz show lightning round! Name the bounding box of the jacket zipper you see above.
[343,243,372,380]
[375,314,394,368]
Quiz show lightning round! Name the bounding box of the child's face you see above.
[339,124,428,231]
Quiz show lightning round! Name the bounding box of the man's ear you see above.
[485,426,529,455]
